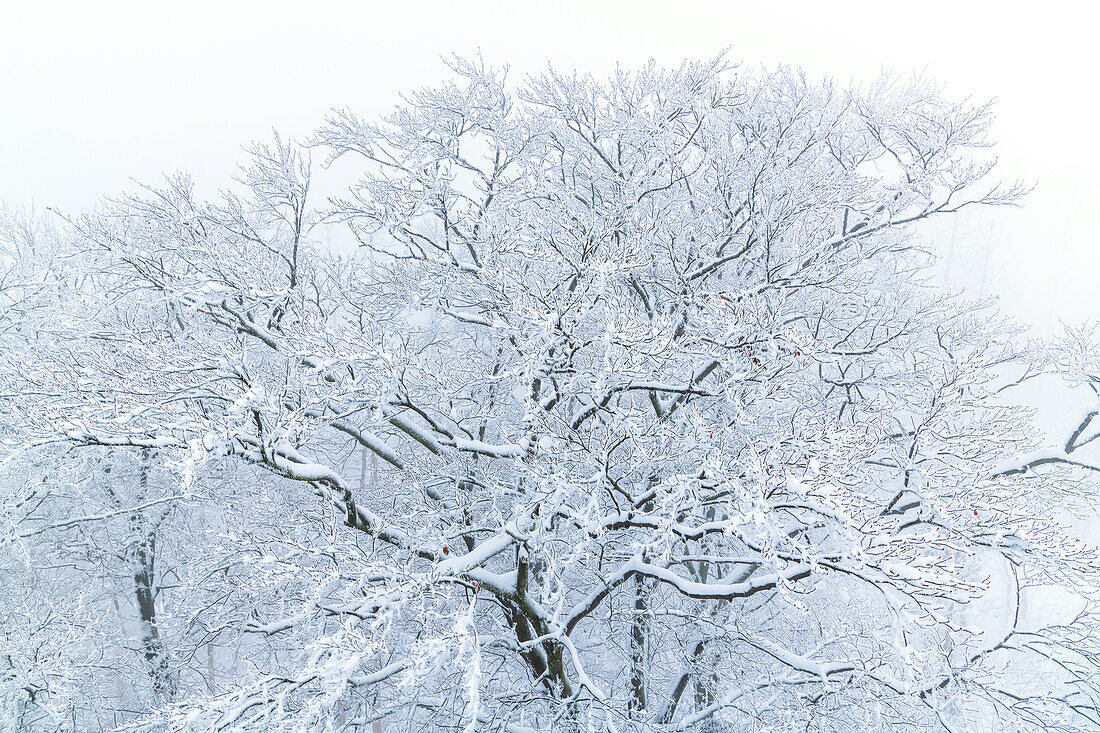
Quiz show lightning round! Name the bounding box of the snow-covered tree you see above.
[2,56,1099,732]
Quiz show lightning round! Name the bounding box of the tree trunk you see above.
[628,561,650,717]
[131,451,175,701]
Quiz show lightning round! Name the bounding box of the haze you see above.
[3,0,1098,332]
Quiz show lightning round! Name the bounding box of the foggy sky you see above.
[3,0,1097,333]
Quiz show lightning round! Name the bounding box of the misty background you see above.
[4,0,1098,335]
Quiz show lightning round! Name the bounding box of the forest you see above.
[2,54,1099,732]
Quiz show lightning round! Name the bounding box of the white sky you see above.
[3,0,1098,332]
